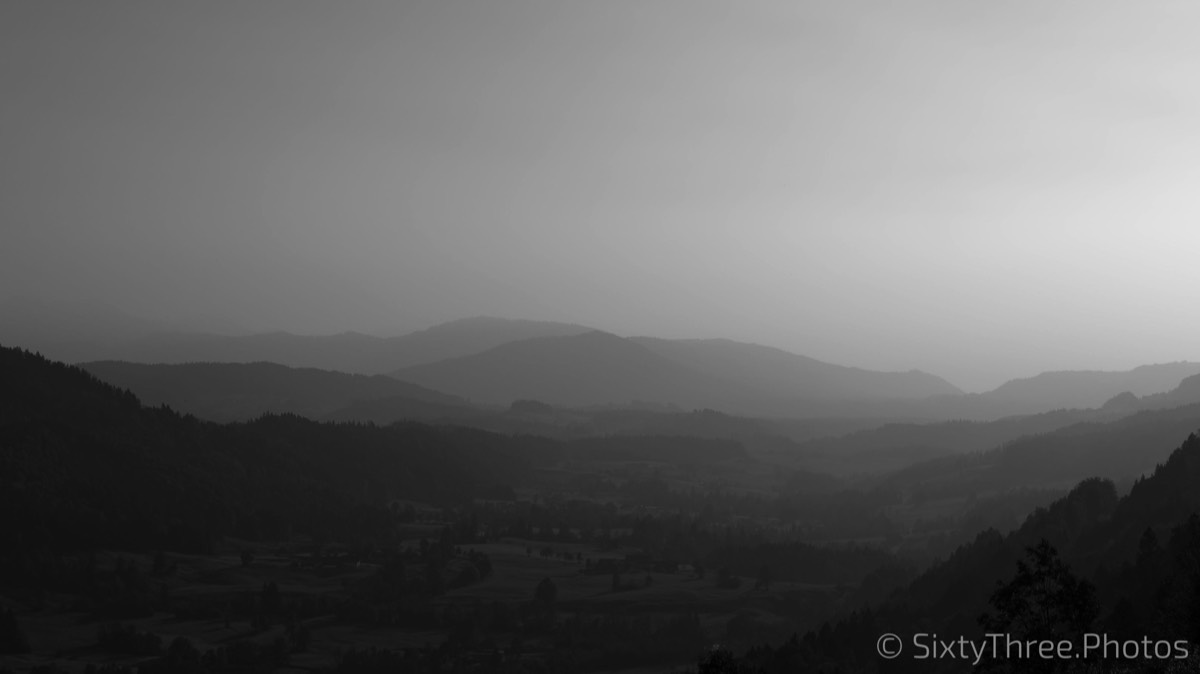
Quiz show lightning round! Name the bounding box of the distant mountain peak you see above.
[396,331,963,414]
[416,315,593,332]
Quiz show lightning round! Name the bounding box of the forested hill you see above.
[718,432,1200,673]
[0,345,553,554]
[79,359,474,422]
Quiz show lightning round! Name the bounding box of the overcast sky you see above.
[3,1,1199,391]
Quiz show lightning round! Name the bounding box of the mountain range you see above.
[10,333,1200,673]
[395,330,962,416]
[6,298,1200,422]
[977,362,1200,413]
[0,299,593,374]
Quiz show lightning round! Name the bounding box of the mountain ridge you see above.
[6,298,1199,421]
[79,359,477,423]
[394,330,964,416]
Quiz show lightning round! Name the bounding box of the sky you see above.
[3,1,1199,392]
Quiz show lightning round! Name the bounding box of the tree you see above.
[698,646,741,673]
[980,539,1097,665]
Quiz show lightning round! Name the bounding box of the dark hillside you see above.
[0,345,553,555]
[713,432,1200,672]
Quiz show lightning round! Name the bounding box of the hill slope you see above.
[80,360,476,422]
[721,429,1200,672]
[1,305,592,374]
[979,362,1200,413]
[106,317,593,374]
[396,331,735,409]
[0,345,554,553]
[397,332,963,416]
[631,337,961,400]
[871,403,1200,497]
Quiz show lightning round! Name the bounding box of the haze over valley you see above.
[4,2,1200,673]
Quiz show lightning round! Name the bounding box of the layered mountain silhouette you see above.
[862,362,1200,421]
[394,330,961,416]
[7,297,1200,422]
[72,359,880,440]
[1,301,593,374]
[396,331,732,409]
[794,372,1200,470]
[872,402,1200,496]
[629,337,961,400]
[101,317,594,374]
[975,362,1200,414]
[0,345,553,552]
[10,342,1200,673]
[79,360,476,423]
[1099,373,1200,413]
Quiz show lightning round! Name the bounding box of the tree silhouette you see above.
[698,646,741,673]
[980,539,1097,671]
